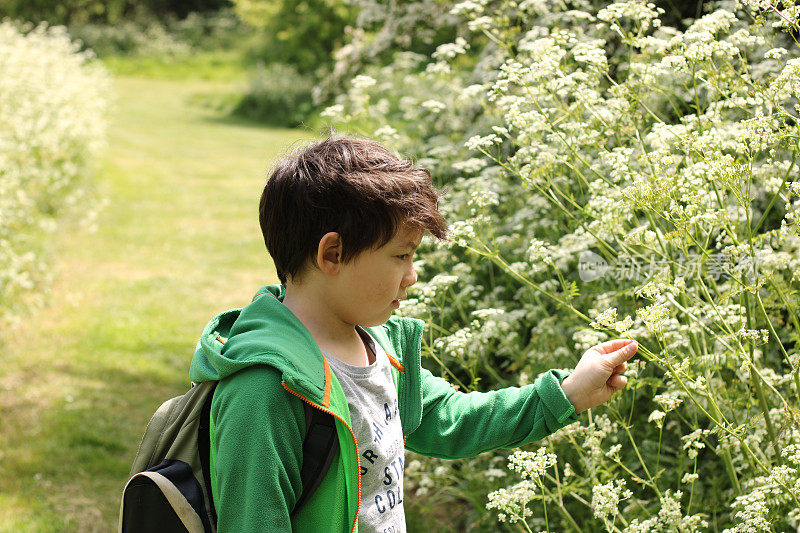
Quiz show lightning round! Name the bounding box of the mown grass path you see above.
[0,76,311,531]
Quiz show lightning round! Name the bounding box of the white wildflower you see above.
[764,47,788,60]
[606,444,622,459]
[592,479,633,521]
[614,315,634,333]
[486,480,537,523]
[467,16,493,32]
[320,104,344,118]
[468,189,500,209]
[373,125,399,143]
[465,133,502,151]
[458,84,487,102]
[486,468,507,480]
[648,410,666,429]
[637,301,670,332]
[421,99,447,114]
[508,448,557,479]
[654,391,684,412]
[452,158,489,174]
[770,57,800,101]
[433,326,473,360]
[574,328,610,352]
[783,443,800,465]
[735,328,770,345]
[682,472,699,484]
[0,22,108,312]
[427,274,459,295]
[448,220,477,247]
[572,40,608,70]
[351,74,377,89]
[471,308,505,320]
[397,297,427,318]
[432,37,470,60]
[591,307,618,329]
[597,1,664,31]
[682,429,708,460]
[450,0,487,16]
[686,9,737,34]
[526,239,555,266]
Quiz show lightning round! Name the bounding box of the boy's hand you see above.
[559,339,638,414]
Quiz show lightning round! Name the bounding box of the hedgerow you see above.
[323,0,800,530]
[0,21,108,323]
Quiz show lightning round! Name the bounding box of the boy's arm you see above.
[404,338,638,459]
[404,367,578,459]
[211,365,305,531]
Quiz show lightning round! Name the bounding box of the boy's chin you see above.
[359,313,394,328]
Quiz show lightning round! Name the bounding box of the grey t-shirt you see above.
[322,327,406,533]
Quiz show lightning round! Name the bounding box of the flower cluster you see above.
[591,479,632,521]
[508,447,557,480]
[486,480,537,523]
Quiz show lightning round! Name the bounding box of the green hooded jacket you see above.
[188,285,579,532]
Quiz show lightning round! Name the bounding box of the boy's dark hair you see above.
[260,135,448,284]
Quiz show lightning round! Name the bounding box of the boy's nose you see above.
[402,265,417,288]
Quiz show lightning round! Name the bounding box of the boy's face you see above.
[333,225,422,327]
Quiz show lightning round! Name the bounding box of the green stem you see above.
[754,291,800,407]
[707,397,742,495]
[547,447,584,533]
[539,479,550,532]
[687,456,698,512]
[753,152,797,234]
[473,247,592,324]
[420,345,469,391]
[655,425,663,478]
[619,415,662,498]
[743,290,782,463]
[766,279,800,401]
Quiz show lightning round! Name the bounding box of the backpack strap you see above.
[201,385,339,521]
[198,382,218,530]
[291,402,339,516]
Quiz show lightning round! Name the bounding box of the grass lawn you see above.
[0,72,312,531]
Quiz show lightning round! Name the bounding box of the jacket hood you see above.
[189,284,330,405]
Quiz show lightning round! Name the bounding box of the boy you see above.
[188,135,637,531]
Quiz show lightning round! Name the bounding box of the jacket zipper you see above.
[282,383,361,533]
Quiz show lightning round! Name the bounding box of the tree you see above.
[233,0,354,75]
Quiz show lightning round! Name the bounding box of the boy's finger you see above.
[607,374,627,390]
[592,338,636,355]
[612,361,627,375]
[607,340,638,366]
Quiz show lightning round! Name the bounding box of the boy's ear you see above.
[317,232,343,276]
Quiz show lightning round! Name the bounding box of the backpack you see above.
[119,323,340,532]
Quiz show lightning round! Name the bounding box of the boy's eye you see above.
[397,254,410,260]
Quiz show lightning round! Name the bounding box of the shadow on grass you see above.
[201,111,318,133]
[0,325,205,531]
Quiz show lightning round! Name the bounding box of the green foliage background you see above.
[0,0,232,25]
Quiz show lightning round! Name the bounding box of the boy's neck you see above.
[282,282,372,366]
